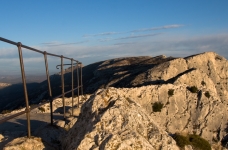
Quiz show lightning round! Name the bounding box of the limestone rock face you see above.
[0,134,4,142]
[61,82,228,148]
[83,52,228,99]
[82,52,228,145]
[184,52,228,103]
[3,137,45,150]
[33,124,66,149]
[62,88,179,150]
[173,69,216,92]
[84,55,174,93]
[144,58,188,83]
[117,84,227,143]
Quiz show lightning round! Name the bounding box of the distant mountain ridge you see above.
[0,52,226,111]
[62,51,228,149]
[1,52,227,113]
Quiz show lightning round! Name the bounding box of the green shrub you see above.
[38,107,45,112]
[188,86,198,93]
[201,81,206,86]
[173,133,211,150]
[204,91,210,99]
[188,134,211,150]
[173,134,190,148]
[168,89,174,97]
[152,102,164,112]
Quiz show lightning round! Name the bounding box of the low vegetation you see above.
[204,91,211,98]
[168,89,174,97]
[38,107,45,112]
[152,102,164,112]
[173,133,211,150]
[188,86,198,93]
[201,81,206,86]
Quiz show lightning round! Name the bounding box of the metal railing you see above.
[0,37,83,138]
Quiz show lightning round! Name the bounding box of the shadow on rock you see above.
[61,94,116,149]
[54,106,71,114]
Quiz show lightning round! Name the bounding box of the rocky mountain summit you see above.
[82,55,175,93]
[1,51,228,149]
[83,52,227,95]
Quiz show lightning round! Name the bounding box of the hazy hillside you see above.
[0,55,172,111]
[0,75,47,84]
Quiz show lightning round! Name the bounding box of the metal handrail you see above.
[0,37,83,138]
[0,86,82,124]
[0,37,80,62]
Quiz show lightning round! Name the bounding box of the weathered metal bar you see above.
[71,59,74,116]
[21,45,44,54]
[0,37,18,45]
[0,110,27,124]
[53,86,81,98]
[45,52,60,58]
[44,51,53,125]
[17,42,31,138]
[61,56,66,118]
[77,63,80,108]
[56,63,77,69]
[0,37,42,54]
[62,56,75,60]
[0,86,82,124]
[0,99,50,124]
[0,37,83,127]
[80,63,83,95]
[0,37,81,62]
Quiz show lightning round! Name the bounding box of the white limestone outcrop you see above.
[119,84,227,143]
[3,137,45,150]
[62,88,180,150]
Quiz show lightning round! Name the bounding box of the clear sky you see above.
[1,0,228,75]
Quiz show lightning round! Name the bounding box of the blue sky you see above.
[1,1,228,75]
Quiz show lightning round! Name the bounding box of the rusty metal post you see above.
[77,63,80,108]
[44,51,53,125]
[80,63,83,96]
[17,42,31,138]
[61,56,66,118]
[71,59,74,116]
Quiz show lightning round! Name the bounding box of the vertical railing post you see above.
[71,59,74,116]
[61,56,66,118]
[17,42,31,138]
[44,51,53,125]
[80,63,83,96]
[77,63,80,108]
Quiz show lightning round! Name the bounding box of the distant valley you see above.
[0,75,47,84]
[0,75,48,111]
